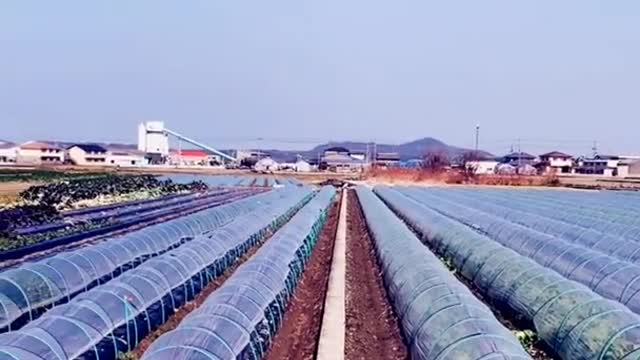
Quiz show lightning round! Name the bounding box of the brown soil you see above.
[132,225,276,358]
[345,189,408,360]
[263,192,341,360]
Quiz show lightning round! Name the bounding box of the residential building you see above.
[538,151,573,174]
[323,147,350,156]
[67,144,108,166]
[574,155,620,176]
[375,152,401,167]
[500,152,537,166]
[107,150,146,167]
[17,141,65,164]
[321,147,364,172]
[0,141,18,164]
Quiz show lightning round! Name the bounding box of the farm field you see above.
[0,178,639,359]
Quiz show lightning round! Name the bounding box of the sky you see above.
[1,1,639,155]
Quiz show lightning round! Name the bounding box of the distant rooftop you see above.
[68,144,107,153]
[540,151,572,158]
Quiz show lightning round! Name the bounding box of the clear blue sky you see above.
[1,1,639,155]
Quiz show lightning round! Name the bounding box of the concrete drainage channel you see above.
[316,190,347,360]
[264,188,408,360]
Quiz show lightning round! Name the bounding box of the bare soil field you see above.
[264,194,341,360]
[345,189,408,360]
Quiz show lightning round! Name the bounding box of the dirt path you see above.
[263,193,341,360]
[345,189,408,360]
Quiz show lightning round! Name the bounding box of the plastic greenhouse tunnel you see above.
[355,187,531,360]
[394,186,640,316]
[0,188,293,333]
[0,186,315,360]
[140,186,336,360]
[374,186,640,359]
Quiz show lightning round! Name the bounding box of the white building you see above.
[467,159,499,175]
[294,159,312,172]
[617,159,640,178]
[138,121,169,155]
[254,157,279,172]
[17,141,65,164]
[107,151,147,167]
[67,144,108,166]
[0,141,18,164]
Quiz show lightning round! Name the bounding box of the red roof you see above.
[178,149,208,157]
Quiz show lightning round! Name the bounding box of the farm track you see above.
[0,190,257,269]
[263,191,341,360]
[345,189,408,360]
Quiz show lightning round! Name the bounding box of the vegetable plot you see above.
[375,186,640,359]
[356,187,529,360]
[141,186,336,360]
[0,186,314,360]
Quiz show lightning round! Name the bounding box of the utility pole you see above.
[474,124,480,158]
[517,138,522,171]
[178,139,182,167]
[373,142,377,168]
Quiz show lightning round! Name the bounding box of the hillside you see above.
[264,137,490,162]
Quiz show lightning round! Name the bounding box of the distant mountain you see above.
[260,137,491,162]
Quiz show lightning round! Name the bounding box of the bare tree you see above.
[457,151,480,180]
[422,151,450,172]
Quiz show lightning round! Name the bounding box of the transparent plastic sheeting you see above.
[419,188,640,270]
[0,186,314,360]
[422,188,640,253]
[396,187,640,316]
[441,187,640,240]
[0,189,265,332]
[141,186,336,360]
[375,186,640,359]
[355,188,530,360]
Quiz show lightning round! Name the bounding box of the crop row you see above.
[0,188,308,332]
[396,187,640,315]
[419,188,640,263]
[446,188,640,239]
[375,186,640,359]
[355,188,529,360]
[0,186,316,359]
[0,190,257,256]
[141,186,335,359]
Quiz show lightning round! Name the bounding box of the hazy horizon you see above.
[2,1,639,156]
